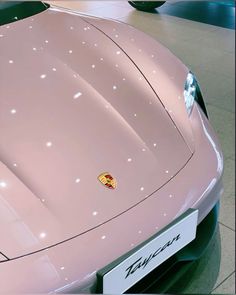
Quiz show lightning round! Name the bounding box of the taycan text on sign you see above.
[125,234,181,279]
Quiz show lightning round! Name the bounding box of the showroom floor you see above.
[48,1,235,293]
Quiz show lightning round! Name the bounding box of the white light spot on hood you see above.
[127,158,132,162]
[0,34,4,38]
[69,50,73,54]
[40,74,46,79]
[100,57,104,61]
[153,143,157,147]
[116,50,121,55]
[29,26,33,29]
[151,54,155,58]
[39,232,46,239]
[13,163,17,167]
[122,78,126,81]
[46,142,52,147]
[93,211,98,216]
[138,49,142,52]
[134,113,137,117]
[10,109,16,114]
[139,77,142,80]
[8,60,14,64]
[169,194,173,198]
[82,41,86,45]
[115,34,119,38]
[101,235,106,240]
[91,64,96,69]
[0,181,7,188]
[142,148,146,152]
[60,266,65,270]
[33,47,37,51]
[138,230,142,234]
[165,170,169,174]
[75,178,80,183]
[45,40,49,43]
[52,68,57,72]
[113,85,117,90]
[94,43,98,47]
[70,26,74,30]
[152,70,156,74]
[73,92,82,99]
[163,213,167,217]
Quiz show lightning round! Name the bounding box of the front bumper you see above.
[126,201,219,293]
[0,104,223,293]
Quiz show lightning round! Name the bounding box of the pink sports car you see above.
[0,2,224,293]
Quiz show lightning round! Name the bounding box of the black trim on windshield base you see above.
[0,1,49,26]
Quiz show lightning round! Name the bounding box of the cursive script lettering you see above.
[125,234,180,279]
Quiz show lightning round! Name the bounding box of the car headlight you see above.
[184,72,197,116]
[184,72,208,118]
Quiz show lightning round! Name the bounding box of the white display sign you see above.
[99,209,198,294]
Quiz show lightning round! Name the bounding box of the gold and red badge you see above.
[98,172,117,189]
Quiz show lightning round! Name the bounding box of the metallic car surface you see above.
[0,6,193,259]
[82,13,196,152]
[0,4,223,293]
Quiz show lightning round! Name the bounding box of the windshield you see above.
[0,1,49,26]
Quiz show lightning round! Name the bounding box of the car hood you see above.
[0,6,192,259]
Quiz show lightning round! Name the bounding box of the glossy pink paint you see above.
[0,5,223,293]
[0,7,192,258]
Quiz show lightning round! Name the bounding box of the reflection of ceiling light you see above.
[39,232,46,239]
[46,142,52,147]
[0,181,7,188]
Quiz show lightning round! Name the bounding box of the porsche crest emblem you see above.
[98,172,117,189]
